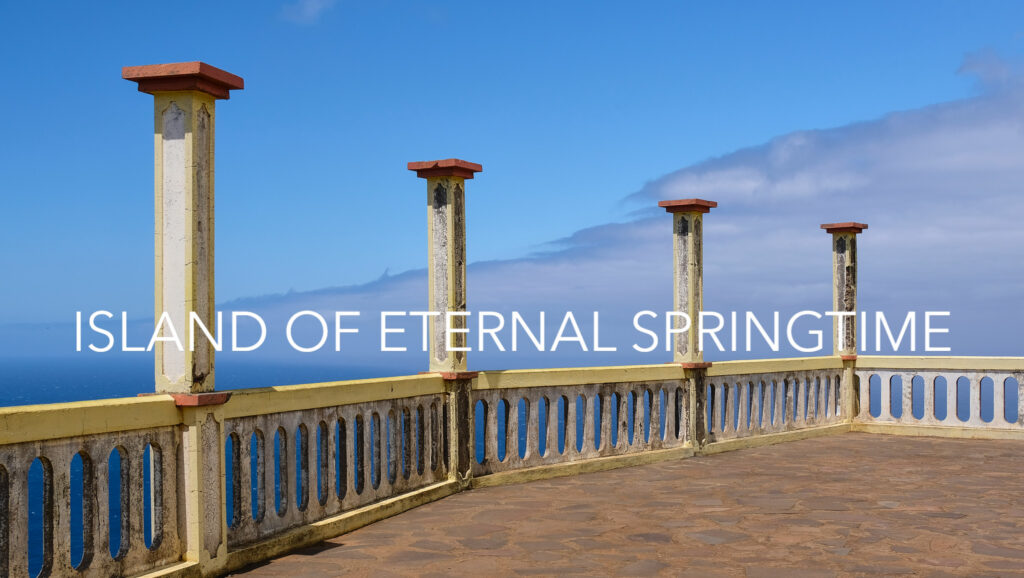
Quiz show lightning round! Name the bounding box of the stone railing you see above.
[469,365,694,486]
[704,357,849,449]
[854,356,1024,435]
[2,355,1024,577]
[0,397,184,577]
[221,375,452,557]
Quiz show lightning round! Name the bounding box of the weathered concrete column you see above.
[658,199,717,364]
[408,159,482,373]
[822,221,867,420]
[821,222,867,356]
[125,62,241,574]
[124,62,243,394]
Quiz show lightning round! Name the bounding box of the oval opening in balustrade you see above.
[474,400,487,465]
[250,430,266,522]
[316,421,329,505]
[353,416,365,495]
[144,442,163,551]
[642,390,652,443]
[370,413,382,490]
[295,424,310,510]
[659,389,667,440]
[705,383,715,432]
[107,446,129,560]
[538,396,550,457]
[956,377,971,422]
[575,394,586,452]
[518,398,531,459]
[933,376,948,421]
[868,374,881,418]
[823,377,831,418]
[980,377,995,423]
[400,408,412,481]
[1006,377,1020,424]
[609,393,619,447]
[592,394,602,450]
[674,387,684,438]
[557,396,569,454]
[497,399,510,462]
[911,376,925,420]
[273,427,288,516]
[225,434,239,529]
[738,382,746,429]
[833,374,841,416]
[890,375,904,419]
[626,391,636,445]
[385,410,397,484]
[335,419,347,499]
[415,407,426,475]
[429,402,441,472]
[28,456,54,577]
[769,380,779,425]
[69,451,92,570]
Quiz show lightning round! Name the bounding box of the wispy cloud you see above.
[281,0,337,24]
[14,52,1023,370]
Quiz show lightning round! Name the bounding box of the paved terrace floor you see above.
[233,433,1024,577]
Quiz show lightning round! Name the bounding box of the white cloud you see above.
[12,54,1023,371]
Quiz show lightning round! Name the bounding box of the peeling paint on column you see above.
[430,180,449,366]
[674,214,690,357]
[194,105,213,389]
[832,233,857,354]
[161,101,187,385]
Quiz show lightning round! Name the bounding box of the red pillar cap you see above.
[123,61,244,100]
[408,159,483,179]
[821,222,868,234]
[658,199,718,214]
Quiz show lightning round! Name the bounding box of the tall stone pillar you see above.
[660,199,716,449]
[408,159,482,374]
[821,222,868,356]
[821,221,867,420]
[658,199,717,364]
[125,62,242,572]
[123,62,243,394]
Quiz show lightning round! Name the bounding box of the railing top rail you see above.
[0,395,180,445]
[706,356,843,377]
[856,356,1024,372]
[473,364,683,390]
[222,373,446,419]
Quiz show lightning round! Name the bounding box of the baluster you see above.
[878,373,892,421]
[992,375,1006,425]
[709,384,721,439]
[901,373,914,424]
[785,379,796,428]
[724,383,737,436]
[796,378,808,427]
[970,375,983,426]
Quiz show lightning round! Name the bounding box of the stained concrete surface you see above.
[233,433,1024,576]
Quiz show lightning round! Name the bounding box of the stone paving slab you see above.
[232,433,1024,576]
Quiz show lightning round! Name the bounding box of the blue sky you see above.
[1,1,1023,375]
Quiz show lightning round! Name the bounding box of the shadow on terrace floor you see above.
[233,433,1024,576]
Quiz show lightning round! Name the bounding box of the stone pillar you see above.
[821,221,867,420]
[821,222,867,356]
[659,199,717,364]
[408,159,482,373]
[125,62,241,573]
[124,62,243,394]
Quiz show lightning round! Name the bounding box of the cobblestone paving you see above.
[233,433,1024,576]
